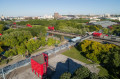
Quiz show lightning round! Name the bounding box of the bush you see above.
[89,73,99,79]
[73,66,90,79]
[60,72,71,79]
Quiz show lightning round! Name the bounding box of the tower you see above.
[54,13,60,19]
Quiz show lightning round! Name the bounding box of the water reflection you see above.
[46,33,72,41]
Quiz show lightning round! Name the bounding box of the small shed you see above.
[31,53,48,79]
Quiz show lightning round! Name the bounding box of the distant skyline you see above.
[0,0,120,17]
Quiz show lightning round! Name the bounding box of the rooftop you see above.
[32,54,45,64]
[91,21,117,28]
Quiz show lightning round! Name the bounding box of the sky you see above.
[0,0,120,17]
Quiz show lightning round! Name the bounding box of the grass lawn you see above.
[97,66,109,77]
[62,47,109,77]
[62,47,91,64]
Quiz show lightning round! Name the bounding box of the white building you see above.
[118,17,120,21]
[107,17,120,21]
[104,14,111,17]
[38,15,54,19]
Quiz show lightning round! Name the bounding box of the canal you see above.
[46,33,73,41]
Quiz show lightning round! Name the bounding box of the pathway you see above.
[5,54,100,79]
[49,54,99,79]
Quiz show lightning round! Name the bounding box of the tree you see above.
[0,24,4,32]
[16,43,26,55]
[60,36,64,42]
[0,42,3,53]
[47,38,56,46]
[103,28,109,34]
[73,66,90,79]
[60,72,71,79]
[89,73,99,79]
[4,48,17,57]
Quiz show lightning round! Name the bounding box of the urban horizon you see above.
[1,13,120,17]
[0,0,120,16]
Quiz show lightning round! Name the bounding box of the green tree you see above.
[89,73,99,79]
[16,43,26,55]
[73,66,90,79]
[60,72,71,79]
[4,49,17,57]
[47,38,56,46]
[103,28,109,34]
[0,24,4,32]
[60,36,64,42]
[0,42,3,53]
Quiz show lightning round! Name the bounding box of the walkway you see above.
[49,54,99,79]
[47,30,80,37]
[0,41,68,68]
[4,54,99,79]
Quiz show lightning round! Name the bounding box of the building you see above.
[54,13,61,19]
[1,15,6,21]
[104,14,111,18]
[118,17,120,21]
[31,53,48,79]
[106,17,120,21]
[90,21,117,28]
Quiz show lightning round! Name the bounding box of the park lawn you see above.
[62,47,91,64]
[62,47,109,77]
[32,25,41,27]
[32,25,48,30]
[97,66,109,77]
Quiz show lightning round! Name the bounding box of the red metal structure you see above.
[31,53,48,79]
[27,24,32,27]
[93,32,102,37]
[106,35,108,36]
[108,26,113,30]
[13,22,16,25]
[48,26,54,30]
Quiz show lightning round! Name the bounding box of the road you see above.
[88,38,120,46]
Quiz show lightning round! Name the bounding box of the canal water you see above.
[46,33,73,41]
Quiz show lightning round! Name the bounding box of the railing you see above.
[0,35,91,79]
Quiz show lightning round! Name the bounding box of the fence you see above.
[0,35,91,79]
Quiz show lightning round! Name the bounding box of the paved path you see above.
[5,65,40,79]
[0,40,68,68]
[4,54,100,79]
[0,46,54,68]
[49,54,99,79]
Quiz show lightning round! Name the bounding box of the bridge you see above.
[47,30,80,37]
